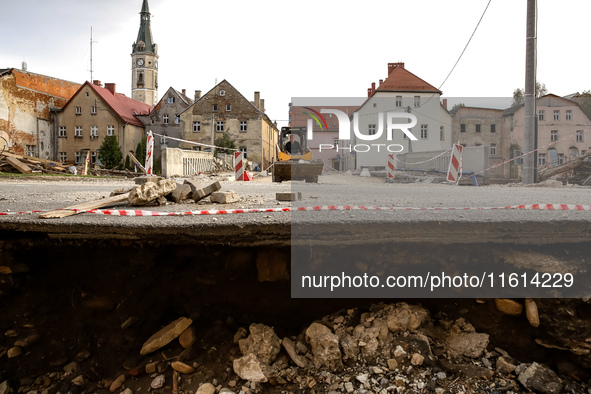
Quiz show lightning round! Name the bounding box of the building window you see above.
[460,124,466,133]
[213,104,218,112]
[85,91,89,97]
[420,124,428,139]
[58,152,67,162]
[75,152,82,164]
[161,135,167,146]
[577,130,584,142]
[91,151,97,164]
[175,115,180,124]
[538,153,546,166]
[239,146,247,159]
[475,124,481,133]
[570,147,579,160]
[396,96,402,107]
[414,96,420,107]
[226,104,231,112]
[513,148,523,165]
[491,124,496,133]
[75,126,83,137]
[75,106,81,115]
[490,143,497,156]
[240,121,247,132]
[440,126,444,141]
[539,110,544,121]
[91,106,97,114]
[333,138,339,147]
[566,110,572,121]
[554,110,560,121]
[26,145,36,157]
[59,126,67,137]
[557,153,565,165]
[163,114,169,124]
[368,124,376,135]
[107,125,114,136]
[193,121,201,132]
[551,130,558,142]
[168,97,175,104]
[219,90,226,96]
[90,125,98,138]
[216,121,224,132]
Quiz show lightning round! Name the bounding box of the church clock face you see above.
[137,58,145,66]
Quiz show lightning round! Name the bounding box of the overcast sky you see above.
[2,0,590,128]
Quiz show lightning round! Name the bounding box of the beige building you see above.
[131,0,158,106]
[57,80,152,165]
[179,80,279,168]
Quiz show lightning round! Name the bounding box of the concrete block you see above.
[192,181,222,202]
[129,179,177,206]
[184,179,202,194]
[134,175,164,185]
[210,191,240,204]
[276,192,302,201]
[169,183,192,203]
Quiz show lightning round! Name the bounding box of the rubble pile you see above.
[3,302,586,394]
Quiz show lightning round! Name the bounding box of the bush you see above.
[98,135,123,169]
[214,132,236,154]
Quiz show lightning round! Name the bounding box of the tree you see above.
[134,136,147,167]
[451,102,466,112]
[512,81,548,106]
[576,90,591,121]
[214,132,236,155]
[98,135,123,169]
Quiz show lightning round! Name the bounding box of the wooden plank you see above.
[0,151,62,166]
[5,156,33,174]
[39,192,130,219]
[128,151,147,174]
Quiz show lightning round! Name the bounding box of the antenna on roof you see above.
[89,26,97,82]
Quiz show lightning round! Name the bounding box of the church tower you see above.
[131,0,158,106]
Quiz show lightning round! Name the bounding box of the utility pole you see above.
[90,26,94,82]
[523,0,537,184]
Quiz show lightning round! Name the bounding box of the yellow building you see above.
[56,81,152,165]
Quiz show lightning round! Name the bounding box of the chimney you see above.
[182,89,186,96]
[195,90,201,100]
[105,83,116,95]
[259,99,265,113]
[388,62,404,75]
[254,91,261,110]
[379,79,383,86]
[442,99,448,110]
[367,88,372,97]
[372,82,376,92]
[93,80,102,87]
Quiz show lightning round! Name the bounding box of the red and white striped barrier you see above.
[387,154,395,182]
[447,143,463,184]
[234,151,244,181]
[145,131,154,175]
[393,148,452,166]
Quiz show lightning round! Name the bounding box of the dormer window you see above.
[220,90,226,96]
[136,41,146,52]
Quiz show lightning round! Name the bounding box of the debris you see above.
[192,181,222,202]
[5,156,32,174]
[210,190,240,204]
[525,298,540,327]
[39,192,130,219]
[7,347,22,358]
[238,323,281,364]
[150,374,165,390]
[128,179,177,206]
[171,361,196,374]
[134,175,163,185]
[140,317,193,356]
[109,374,125,392]
[516,362,563,394]
[495,298,523,316]
[282,337,308,368]
[179,325,197,348]
[305,322,343,372]
[276,192,302,201]
[169,183,192,203]
[233,353,268,383]
[127,151,147,174]
[196,383,216,394]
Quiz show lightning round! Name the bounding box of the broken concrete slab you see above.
[129,179,177,206]
[168,183,192,203]
[134,175,163,185]
[210,191,239,204]
[276,192,302,202]
[183,179,202,194]
[192,181,222,202]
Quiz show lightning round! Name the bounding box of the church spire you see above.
[132,0,156,54]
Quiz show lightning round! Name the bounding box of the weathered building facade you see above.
[354,63,452,170]
[131,0,158,106]
[136,87,194,161]
[56,81,152,165]
[0,68,80,159]
[179,80,279,168]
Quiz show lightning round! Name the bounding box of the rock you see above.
[4,330,17,337]
[150,375,165,390]
[282,337,307,368]
[169,183,192,203]
[393,345,406,358]
[516,362,562,394]
[121,389,132,394]
[276,192,302,202]
[233,353,268,383]
[339,333,359,361]
[0,380,11,394]
[7,347,21,358]
[128,179,177,206]
[239,323,281,364]
[179,326,197,348]
[219,389,235,394]
[436,372,446,379]
[445,320,489,359]
[305,323,343,372]
[145,362,157,374]
[440,360,495,379]
[196,383,216,394]
[356,373,368,383]
[63,361,78,373]
[386,303,429,332]
[109,374,125,392]
[0,266,11,275]
[192,181,222,202]
[496,356,517,374]
[411,353,424,366]
[387,359,398,370]
[525,298,540,327]
[210,191,240,204]
[134,175,163,185]
[333,316,344,324]
[495,299,523,316]
[171,361,195,374]
[140,316,192,355]
[71,375,84,386]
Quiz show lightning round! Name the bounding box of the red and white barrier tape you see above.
[2,203,591,217]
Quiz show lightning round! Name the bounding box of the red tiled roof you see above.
[85,81,153,127]
[376,64,441,94]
